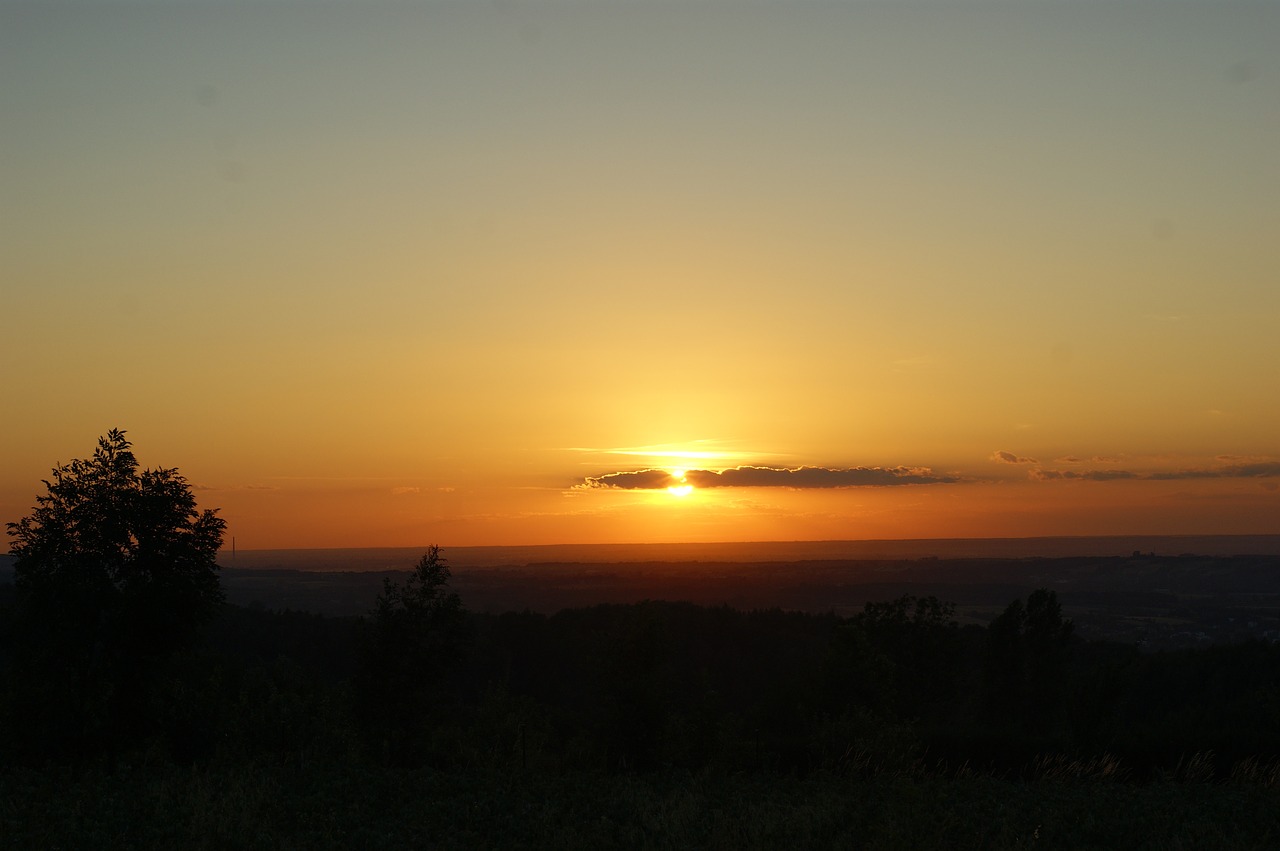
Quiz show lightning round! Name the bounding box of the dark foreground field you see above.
[6,761,1279,850]
[5,541,1280,848]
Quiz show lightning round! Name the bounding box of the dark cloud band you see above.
[580,469,681,490]
[1030,469,1139,481]
[1031,461,1280,482]
[580,465,961,490]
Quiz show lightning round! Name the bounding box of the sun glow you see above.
[667,469,693,497]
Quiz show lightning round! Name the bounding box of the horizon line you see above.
[222,532,1280,553]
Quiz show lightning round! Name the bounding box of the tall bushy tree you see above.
[5,429,225,758]
[826,595,962,720]
[982,588,1073,735]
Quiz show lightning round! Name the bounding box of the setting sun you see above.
[667,470,693,498]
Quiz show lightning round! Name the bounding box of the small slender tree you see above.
[356,545,468,763]
[1023,588,1074,719]
[6,428,225,758]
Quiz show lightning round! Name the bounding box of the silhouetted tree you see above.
[826,595,962,728]
[356,545,468,763]
[982,598,1027,726]
[1023,588,1073,718]
[5,428,225,758]
[593,602,670,771]
[981,589,1073,736]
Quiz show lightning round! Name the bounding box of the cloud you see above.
[192,483,277,492]
[390,486,420,496]
[1155,462,1280,480]
[579,465,962,490]
[579,469,683,490]
[1029,469,1140,481]
[689,466,960,488]
[1031,461,1280,483]
[992,450,1038,465]
[1214,454,1272,464]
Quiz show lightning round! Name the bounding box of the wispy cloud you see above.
[191,483,280,492]
[1030,469,1140,481]
[564,440,762,464]
[891,355,938,372]
[1046,454,1124,466]
[1149,462,1280,480]
[1031,461,1280,482]
[578,465,962,490]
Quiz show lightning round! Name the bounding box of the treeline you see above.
[3,558,1279,779]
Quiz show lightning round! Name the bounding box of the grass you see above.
[3,760,1279,850]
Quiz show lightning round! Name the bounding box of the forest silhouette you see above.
[4,432,1280,847]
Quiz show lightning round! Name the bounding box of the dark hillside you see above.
[218,554,1280,648]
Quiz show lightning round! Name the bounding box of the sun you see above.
[667,469,693,497]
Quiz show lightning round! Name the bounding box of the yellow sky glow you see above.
[2,2,1278,550]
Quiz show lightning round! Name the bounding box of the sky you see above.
[3,0,1278,550]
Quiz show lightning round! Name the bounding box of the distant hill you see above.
[9,543,1280,647]
[215,535,1280,573]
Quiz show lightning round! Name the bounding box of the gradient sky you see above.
[4,0,1278,550]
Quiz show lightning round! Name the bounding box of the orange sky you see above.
[3,1,1278,550]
